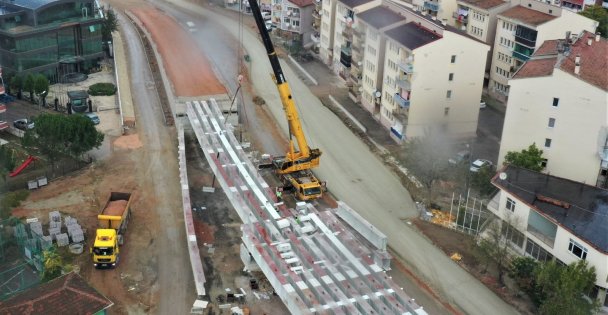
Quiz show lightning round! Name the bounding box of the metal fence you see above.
[3,157,91,192]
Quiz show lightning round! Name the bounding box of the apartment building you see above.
[0,0,104,81]
[560,0,598,12]
[455,0,511,77]
[357,6,405,111]
[488,165,608,311]
[319,0,338,64]
[411,0,458,25]
[330,0,380,79]
[271,0,316,46]
[488,1,597,100]
[381,20,489,141]
[498,31,608,187]
[311,0,322,52]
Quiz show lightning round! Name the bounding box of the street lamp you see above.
[38,90,46,111]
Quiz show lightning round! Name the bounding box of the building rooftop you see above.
[499,5,557,26]
[458,0,508,10]
[513,32,608,91]
[493,165,608,254]
[288,0,315,7]
[338,0,375,9]
[357,5,405,30]
[0,0,55,11]
[385,22,441,50]
[0,272,113,314]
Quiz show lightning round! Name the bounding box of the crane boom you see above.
[248,0,321,173]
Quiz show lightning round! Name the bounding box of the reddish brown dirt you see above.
[131,6,226,97]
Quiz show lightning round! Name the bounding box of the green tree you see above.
[536,260,600,315]
[41,247,64,282]
[503,143,544,171]
[402,128,451,205]
[23,73,35,101]
[102,8,118,42]
[0,145,16,177]
[9,75,23,98]
[22,114,104,164]
[579,6,608,38]
[34,74,49,107]
[471,164,496,197]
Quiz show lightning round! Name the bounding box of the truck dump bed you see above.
[98,192,132,230]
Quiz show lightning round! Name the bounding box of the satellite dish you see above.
[346,17,353,23]
[499,172,507,180]
[374,91,382,98]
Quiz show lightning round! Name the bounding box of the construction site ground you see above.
[412,219,536,314]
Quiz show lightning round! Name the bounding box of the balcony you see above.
[396,77,411,90]
[514,35,536,48]
[398,61,413,74]
[311,32,320,43]
[342,26,353,38]
[393,93,410,108]
[526,210,557,248]
[512,50,530,61]
[312,9,321,19]
[340,46,352,67]
[424,1,440,11]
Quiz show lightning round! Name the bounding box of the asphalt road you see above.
[115,10,194,314]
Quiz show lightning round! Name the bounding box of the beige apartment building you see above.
[319,0,337,64]
[381,20,489,141]
[271,0,316,46]
[330,0,380,79]
[498,31,608,188]
[357,5,406,112]
[411,0,458,25]
[488,1,597,100]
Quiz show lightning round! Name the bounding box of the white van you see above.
[261,11,271,21]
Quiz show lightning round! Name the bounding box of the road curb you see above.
[287,55,318,85]
[328,95,366,133]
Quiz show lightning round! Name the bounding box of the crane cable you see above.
[226,4,248,135]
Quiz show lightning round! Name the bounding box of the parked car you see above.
[449,150,471,165]
[84,112,100,125]
[13,118,34,130]
[470,159,493,172]
[480,101,487,109]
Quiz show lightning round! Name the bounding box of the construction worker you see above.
[276,188,283,201]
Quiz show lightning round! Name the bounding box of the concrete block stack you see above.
[49,210,61,226]
[29,221,43,238]
[55,233,69,247]
[68,225,84,243]
[48,227,61,240]
[40,235,53,250]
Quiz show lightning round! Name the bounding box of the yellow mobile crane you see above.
[249,1,324,200]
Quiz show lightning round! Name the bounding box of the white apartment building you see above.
[311,0,322,52]
[271,0,316,46]
[498,31,608,188]
[488,165,608,311]
[381,20,489,141]
[330,0,380,79]
[357,5,406,112]
[488,0,597,100]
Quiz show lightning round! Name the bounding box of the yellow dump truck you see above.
[91,192,132,268]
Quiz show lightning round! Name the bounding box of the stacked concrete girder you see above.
[187,99,427,315]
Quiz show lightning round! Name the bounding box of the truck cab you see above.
[92,229,120,268]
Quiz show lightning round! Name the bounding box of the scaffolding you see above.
[0,219,44,301]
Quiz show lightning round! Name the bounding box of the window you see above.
[446,90,452,98]
[502,221,525,248]
[451,55,456,63]
[544,138,552,148]
[448,73,454,81]
[541,159,548,168]
[548,118,555,128]
[552,97,559,107]
[568,239,588,259]
[444,107,450,116]
[506,197,516,211]
[367,45,376,56]
[369,31,378,41]
[525,239,553,262]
